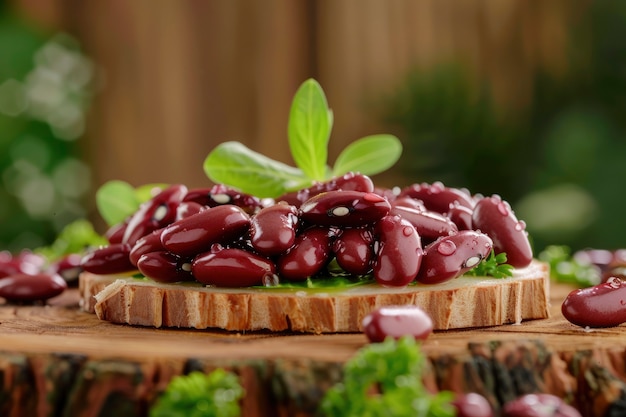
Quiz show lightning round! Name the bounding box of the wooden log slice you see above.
[79,260,550,333]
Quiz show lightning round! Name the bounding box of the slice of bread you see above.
[79,260,550,333]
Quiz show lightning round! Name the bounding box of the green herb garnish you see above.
[35,219,107,261]
[464,250,514,278]
[203,79,402,198]
[96,180,168,227]
[538,245,599,287]
[149,369,244,417]
[319,337,455,417]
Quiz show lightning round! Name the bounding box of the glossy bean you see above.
[192,247,275,287]
[390,205,458,243]
[361,305,433,343]
[399,181,474,214]
[160,205,250,257]
[129,228,165,266]
[373,215,423,287]
[276,172,374,207]
[183,184,262,214]
[0,272,67,302]
[175,201,207,220]
[249,202,299,257]
[416,230,493,285]
[561,277,626,328]
[81,243,136,275]
[122,184,188,245]
[502,393,581,417]
[276,227,332,281]
[50,253,83,283]
[452,393,494,417]
[332,228,374,275]
[447,202,474,230]
[471,195,533,268]
[137,251,194,283]
[391,196,426,211]
[105,221,127,244]
[300,190,390,227]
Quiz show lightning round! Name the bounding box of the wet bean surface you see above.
[361,305,433,343]
[561,277,626,328]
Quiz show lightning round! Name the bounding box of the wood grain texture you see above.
[79,260,549,333]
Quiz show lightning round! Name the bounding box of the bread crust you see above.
[79,261,550,333]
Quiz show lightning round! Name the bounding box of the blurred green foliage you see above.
[386,1,626,253]
[0,4,94,252]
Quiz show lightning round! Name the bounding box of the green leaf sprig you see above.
[203,79,402,198]
[538,245,600,287]
[319,337,455,417]
[96,180,168,227]
[464,250,514,278]
[149,369,244,417]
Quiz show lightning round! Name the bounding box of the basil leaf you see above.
[96,180,141,226]
[332,134,402,177]
[288,78,333,181]
[203,141,310,198]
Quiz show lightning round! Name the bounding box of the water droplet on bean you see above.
[497,201,509,216]
[515,220,526,231]
[437,240,457,256]
[402,226,414,237]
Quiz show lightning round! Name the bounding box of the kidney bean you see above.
[50,253,83,283]
[399,181,474,214]
[300,190,391,227]
[276,227,333,281]
[276,172,374,207]
[129,228,165,266]
[333,228,374,275]
[105,220,128,244]
[391,196,426,211]
[561,277,626,328]
[502,393,581,417]
[249,202,299,257]
[361,305,433,343]
[81,243,136,275]
[175,201,207,220]
[192,247,275,287]
[0,250,46,277]
[122,184,188,245]
[160,205,250,257]
[183,184,262,214]
[416,230,493,285]
[390,205,458,243]
[0,272,67,302]
[373,215,423,287]
[137,251,194,283]
[452,393,494,417]
[447,202,474,230]
[471,195,533,268]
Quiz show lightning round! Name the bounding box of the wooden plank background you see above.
[13,0,582,197]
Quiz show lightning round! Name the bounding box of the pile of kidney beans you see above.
[80,172,533,288]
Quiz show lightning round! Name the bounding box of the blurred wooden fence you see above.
[15,0,581,191]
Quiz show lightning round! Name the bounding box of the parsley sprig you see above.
[464,250,514,278]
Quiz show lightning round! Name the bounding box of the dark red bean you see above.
[249,202,299,257]
[361,305,433,343]
[471,195,533,268]
[447,202,474,230]
[276,172,374,207]
[373,215,423,287]
[399,181,474,214]
[452,393,494,417]
[105,221,127,244]
[0,250,45,277]
[390,205,458,243]
[160,205,250,257]
[391,196,426,211]
[175,201,207,220]
[0,260,23,278]
[332,228,374,275]
[122,184,188,245]
[0,272,67,302]
[192,247,275,287]
[300,190,391,227]
[561,277,626,328]
[502,393,581,417]
[276,227,332,281]
[129,229,165,266]
[137,251,194,283]
[183,184,262,214]
[50,253,83,283]
[81,243,136,275]
[416,230,493,285]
